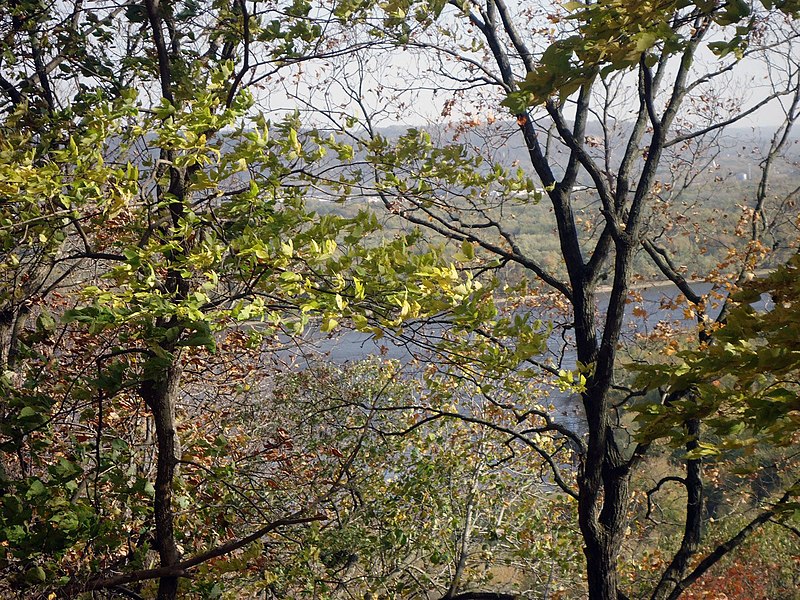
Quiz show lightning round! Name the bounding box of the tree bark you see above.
[578,425,632,600]
[140,351,184,600]
[650,419,703,600]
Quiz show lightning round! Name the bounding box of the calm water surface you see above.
[286,281,755,433]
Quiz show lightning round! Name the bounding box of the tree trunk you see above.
[578,429,632,600]
[650,418,704,600]
[584,541,620,600]
[445,463,481,599]
[582,474,632,600]
[141,350,184,600]
[575,235,638,600]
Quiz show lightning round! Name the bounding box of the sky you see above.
[252,5,799,135]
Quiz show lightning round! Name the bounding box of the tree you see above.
[636,254,800,461]
[286,1,800,598]
[267,359,581,599]
[632,255,800,597]
[0,2,490,598]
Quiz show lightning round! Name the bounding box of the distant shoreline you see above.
[596,278,705,295]
[595,269,773,295]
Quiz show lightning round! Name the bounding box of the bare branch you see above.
[666,482,800,600]
[63,513,327,596]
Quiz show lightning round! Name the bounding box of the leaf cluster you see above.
[634,255,800,454]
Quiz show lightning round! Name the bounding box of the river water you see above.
[302,281,719,361]
[285,281,758,433]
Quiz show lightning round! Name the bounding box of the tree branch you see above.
[666,482,800,600]
[62,513,327,596]
[144,0,174,103]
[226,0,250,108]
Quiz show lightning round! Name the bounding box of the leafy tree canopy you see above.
[635,255,800,456]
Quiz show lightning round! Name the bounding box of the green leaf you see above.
[716,0,751,25]
[24,566,47,584]
[26,479,47,499]
[321,316,338,332]
[36,309,57,333]
[18,406,38,419]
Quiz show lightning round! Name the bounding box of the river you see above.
[283,280,763,433]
